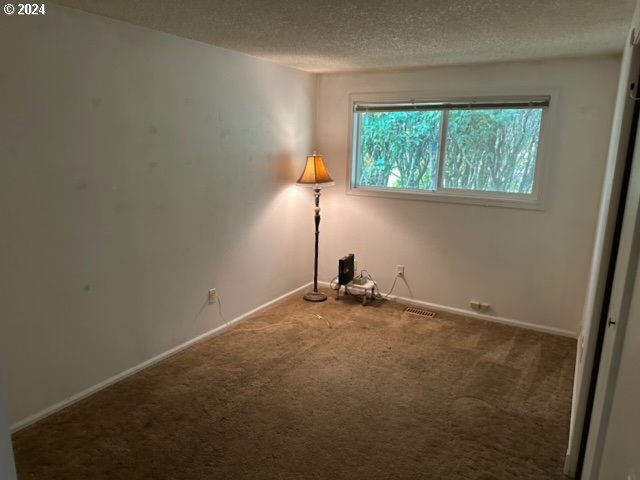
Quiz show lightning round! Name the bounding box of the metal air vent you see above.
[404,307,436,318]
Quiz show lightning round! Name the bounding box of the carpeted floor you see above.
[13,289,576,479]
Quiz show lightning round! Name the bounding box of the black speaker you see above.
[338,253,355,285]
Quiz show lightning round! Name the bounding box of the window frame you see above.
[347,90,557,210]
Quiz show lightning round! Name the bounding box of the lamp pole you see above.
[305,186,326,301]
[296,153,333,302]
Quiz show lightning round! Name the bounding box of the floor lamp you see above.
[296,153,334,302]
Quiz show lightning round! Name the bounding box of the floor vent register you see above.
[404,307,436,318]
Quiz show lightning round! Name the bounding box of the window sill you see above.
[347,186,545,211]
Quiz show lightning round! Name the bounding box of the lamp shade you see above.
[296,154,334,186]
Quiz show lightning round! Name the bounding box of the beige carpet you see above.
[13,289,575,479]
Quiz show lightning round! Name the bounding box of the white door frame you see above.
[564,11,640,477]
[580,75,640,480]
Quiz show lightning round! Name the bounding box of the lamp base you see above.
[303,291,328,302]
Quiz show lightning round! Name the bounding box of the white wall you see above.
[0,5,314,426]
[316,57,620,335]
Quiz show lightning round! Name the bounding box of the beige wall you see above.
[0,5,315,425]
[315,56,620,335]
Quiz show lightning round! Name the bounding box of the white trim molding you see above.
[319,280,576,338]
[389,294,577,338]
[11,279,575,433]
[10,283,312,433]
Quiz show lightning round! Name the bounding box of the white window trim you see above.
[347,88,559,210]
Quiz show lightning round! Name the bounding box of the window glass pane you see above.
[356,111,442,191]
[443,108,543,194]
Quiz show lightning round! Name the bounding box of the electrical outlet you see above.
[396,265,405,277]
[208,288,217,304]
[471,301,490,311]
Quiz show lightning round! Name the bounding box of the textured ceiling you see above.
[51,0,636,73]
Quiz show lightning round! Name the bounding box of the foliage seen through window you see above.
[354,103,544,198]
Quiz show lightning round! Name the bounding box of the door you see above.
[565,1,640,474]
[596,247,640,479]
[564,11,640,477]
[581,98,640,478]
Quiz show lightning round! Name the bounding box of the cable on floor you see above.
[342,269,401,301]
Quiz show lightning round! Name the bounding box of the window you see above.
[350,96,550,208]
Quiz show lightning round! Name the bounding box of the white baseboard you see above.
[11,282,312,433]
[391,294,577,338]
[319,281,577,338]
[11,280,574,432]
